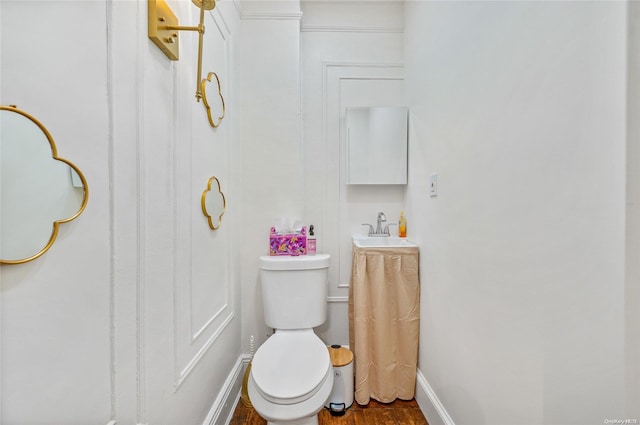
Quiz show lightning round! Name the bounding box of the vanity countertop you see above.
[352,234,417,249]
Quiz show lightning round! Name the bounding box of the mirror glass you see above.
[0,106,89,264]
[346,106,408,185]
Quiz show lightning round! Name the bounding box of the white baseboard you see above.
[415,368,455,425]
[203,355,249,425]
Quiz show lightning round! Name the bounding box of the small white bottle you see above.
[307,224,317,255]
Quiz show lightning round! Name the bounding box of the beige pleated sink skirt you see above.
[348,244,420,406]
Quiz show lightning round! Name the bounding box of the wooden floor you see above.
[229,398,428,425]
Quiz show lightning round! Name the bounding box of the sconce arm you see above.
[161,7,207,101]
[165,24,204,34]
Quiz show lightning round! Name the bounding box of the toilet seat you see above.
[251,330,331,405]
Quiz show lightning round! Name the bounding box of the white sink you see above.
[352,235,417,248]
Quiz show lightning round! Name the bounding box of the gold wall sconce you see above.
[148,0,226,127]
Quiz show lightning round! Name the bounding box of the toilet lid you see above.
[251,331,331,403]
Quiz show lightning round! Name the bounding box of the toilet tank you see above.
[259,254,330,329]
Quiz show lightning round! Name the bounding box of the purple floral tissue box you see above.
[270,226,307,256]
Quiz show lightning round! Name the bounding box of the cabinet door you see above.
[346,107,408,185]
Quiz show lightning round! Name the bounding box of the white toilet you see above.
[248,254,334,425]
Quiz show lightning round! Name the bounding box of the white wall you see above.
[627,3,640,421]
[1,2,111,423]
[234,0,305,353]
[233,0,407,351]
[404,2,627,424]
[1,1,242,424]
[300,0,405,345]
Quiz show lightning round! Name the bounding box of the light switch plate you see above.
[430,173,438,197]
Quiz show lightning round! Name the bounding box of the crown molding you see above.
[232,0,303,21]
[301,24,403,33]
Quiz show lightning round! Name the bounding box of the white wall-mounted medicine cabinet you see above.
[345,106,408,185]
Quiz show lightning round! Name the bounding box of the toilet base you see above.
[248,364,333,425]
[267,417,318,425]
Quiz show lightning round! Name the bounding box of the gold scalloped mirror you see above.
[201,72,225,128]
[0,105,89,264]
[201,176,225,230]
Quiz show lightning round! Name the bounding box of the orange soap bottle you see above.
[399,211,407,238]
